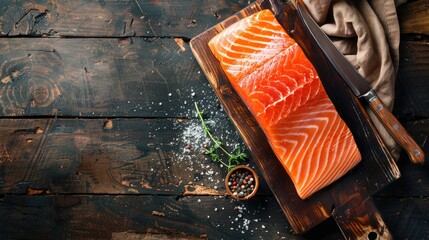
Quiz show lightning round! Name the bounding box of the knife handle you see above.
[363,90,425,164]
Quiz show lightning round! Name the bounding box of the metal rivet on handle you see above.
[377,104,383,110]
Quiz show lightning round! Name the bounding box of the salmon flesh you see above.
[209,9,362,199]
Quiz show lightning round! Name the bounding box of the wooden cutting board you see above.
[190,0,400,239]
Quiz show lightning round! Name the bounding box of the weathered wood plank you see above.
[397,0,429,35]
[0,195,299,240]
[0,194,427,240]
[374,197,429,240]
[0,37,222,118]
[0,0,249,38]
[394,41,429,119]
[376,119,429,197]
[0,117,268,196]
[2,0,426,38]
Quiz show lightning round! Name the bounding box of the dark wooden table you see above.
[0,1,427,239]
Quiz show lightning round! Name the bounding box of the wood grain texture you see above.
[0,38,223,118]
[0,0,249,38]
[0,0,427,239]
[374,197,429,240]
[397,0,429,35]
[0,117,264,195]
[394,41,429,119]
[332,197,392,240]
[0,194,427,240]
[0,195,297,240]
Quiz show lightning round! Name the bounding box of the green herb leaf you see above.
[227,164,237,172]
[195,102,249,172]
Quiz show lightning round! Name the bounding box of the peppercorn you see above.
[227,168,257,199]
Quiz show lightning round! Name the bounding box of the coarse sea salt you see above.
[180,120,211,148]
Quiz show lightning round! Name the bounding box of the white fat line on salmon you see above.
[235,24,288,39]
[300,121,350,195]
[297,116,342,187]
[212,43,274,59]
[214,42,298,67]
[221,38,283,54]
[228,31,289,48]
[253,82,316,117]
[281,131,310,172]
[252,10,287,29]
[214,50,270,61]
[277,138,298,158]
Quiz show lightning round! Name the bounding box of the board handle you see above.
[332,196,393,240]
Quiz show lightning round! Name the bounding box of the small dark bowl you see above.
[225,165,259,200]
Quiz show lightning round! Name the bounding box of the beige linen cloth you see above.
[303,0,402,160]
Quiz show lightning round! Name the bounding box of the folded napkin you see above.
[303,0,401,160]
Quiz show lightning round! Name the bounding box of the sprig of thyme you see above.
[194,102,248,171]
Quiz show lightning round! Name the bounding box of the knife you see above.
[295,2,424,164]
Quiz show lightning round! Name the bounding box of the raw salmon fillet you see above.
[209,9,362,199]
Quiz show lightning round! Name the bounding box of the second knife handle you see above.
[363,90,425,164]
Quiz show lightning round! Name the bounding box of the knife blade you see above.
[295,2,424,164]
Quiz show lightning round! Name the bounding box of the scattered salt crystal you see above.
[197,199,201,202]
[262,225,266,229]
[183,148,191,154]
[168,93,172,97]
